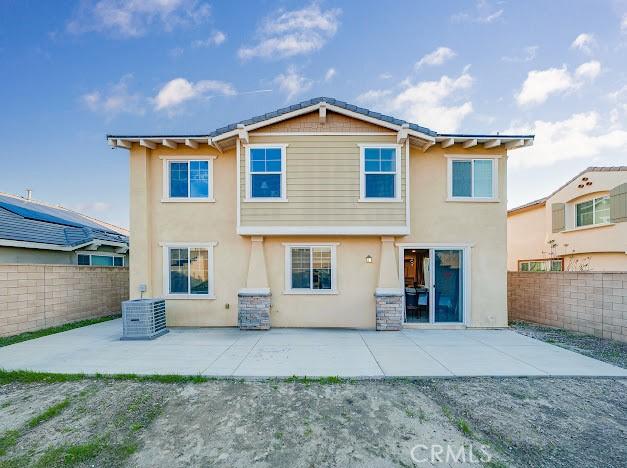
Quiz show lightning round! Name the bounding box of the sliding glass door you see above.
[403,247,465,324]
[433,249,463,323]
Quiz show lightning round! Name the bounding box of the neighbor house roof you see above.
[107,96,534,152]
[0,192,128,252]
[508,166,627,215]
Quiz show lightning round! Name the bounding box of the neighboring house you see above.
[508,167,627,272]
[108,97,533,330]
[0,192,129,266]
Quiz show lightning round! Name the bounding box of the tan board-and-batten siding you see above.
[240,133,407,228]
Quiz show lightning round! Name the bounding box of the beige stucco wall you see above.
[506,205,547,271]
[128,132,508,328]
[404,145,508,327]
[0,245,128,266]
[0,247,75,265]
[507,170,627,272]
[563,252,627,271]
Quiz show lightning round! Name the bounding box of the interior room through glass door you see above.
[433,249,463,323]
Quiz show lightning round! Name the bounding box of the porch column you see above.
[375,236,403,331]
[238,236,271,330]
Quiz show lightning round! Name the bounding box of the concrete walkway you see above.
[0,319,625,378]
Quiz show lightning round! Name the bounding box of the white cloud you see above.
[81,74,145,116]
[501,45,538,63]
[622,13,627,33]
[67,0,211,37]
[356,71,474,132]
[515,66,573,106]
[508,112,627,168]
[324,68,336,81]
[379,72,393,80]
[274,67,313,100]
[575,60,601,80]
[452,1,503,23]
[238,3,341,60]
[415,47,456,69]
[192,30,226,47]
[571,33,595,54]
[154,78,236,110]
[515,62,601,107]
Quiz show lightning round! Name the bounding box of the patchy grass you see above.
[283,375,347,385]
[27,399,70,429]
[0,431,20,456]
[0,315,120,348]
[456,418,473,437]
[0,381,166,467]
[34,438,107,468]
[0,369,214,386]
[0,370,359,387]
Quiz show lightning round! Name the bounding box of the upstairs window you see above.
[167,160,212,200]
[449,158,497,200]
[575,196,610,227]
[360,145,401,201]
[247,146,287,201]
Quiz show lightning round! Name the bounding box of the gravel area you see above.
[0,376,625,467]
[510,320,627,369]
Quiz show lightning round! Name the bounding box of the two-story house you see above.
[109,97,533,330]
[508,166,627,272]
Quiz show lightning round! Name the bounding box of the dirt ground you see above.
[0,377,625,467]
[510,321,627,369]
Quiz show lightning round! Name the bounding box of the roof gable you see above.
[107,96,535,151]
[251,109,394,134]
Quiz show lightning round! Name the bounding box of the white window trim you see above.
[76,251,126,267]
[446,156,499,202]
[161,242,217,300]
[161,156,216,203]
[574,195,610,228]
[283,243,338,295]
[358,144,402,202]
[244,144,288,202]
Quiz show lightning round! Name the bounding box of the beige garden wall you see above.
[508,271,627,342]
[0,264,128,337]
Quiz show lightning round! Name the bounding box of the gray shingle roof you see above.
[0,194,128,248]
[107,96,535,141]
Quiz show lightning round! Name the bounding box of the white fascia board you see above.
[0,239,95,251]
[237,226,410,236]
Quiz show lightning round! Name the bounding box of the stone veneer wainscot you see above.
[375,292,403,331]
[238,292,271,330]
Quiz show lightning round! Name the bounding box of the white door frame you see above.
[397,243,471,326]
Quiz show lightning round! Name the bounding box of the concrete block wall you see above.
[0,264,129,337]
[508,271,627,343]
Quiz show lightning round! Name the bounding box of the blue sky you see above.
[0,0,626,228]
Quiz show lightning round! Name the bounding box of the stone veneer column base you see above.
[375,290,403,331]
[238,290,271,330]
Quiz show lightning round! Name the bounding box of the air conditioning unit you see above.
[121,298,168,340]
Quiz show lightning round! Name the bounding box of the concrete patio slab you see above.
[0,319,625,378]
